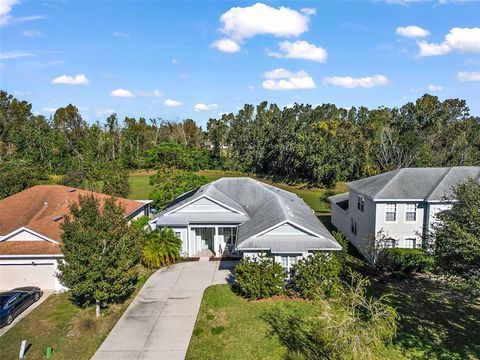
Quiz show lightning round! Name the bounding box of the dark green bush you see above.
[289,252,341,299]
[377,248,434,274]
[235,256,284,300]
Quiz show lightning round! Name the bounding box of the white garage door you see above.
[0,263,56,290]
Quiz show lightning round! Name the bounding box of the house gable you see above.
[172,196,242,214]
[0,227,58,243]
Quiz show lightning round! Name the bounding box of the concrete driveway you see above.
[0,290,53,337]
[92,259,236,360]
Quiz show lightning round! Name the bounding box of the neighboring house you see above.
[329,166,480,259]
[0,185,151,291]
[150,177,340,274]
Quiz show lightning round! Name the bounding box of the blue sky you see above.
[1,0,479,126]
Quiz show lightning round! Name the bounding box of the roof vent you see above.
[43,201,48,207]
[68,188,76,192]
[51,215,63,222]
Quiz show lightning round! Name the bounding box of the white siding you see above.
[2,229,46,242]
[175,197,233,213]
[375,202,425,247]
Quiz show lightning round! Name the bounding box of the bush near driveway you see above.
[235,256,284,300]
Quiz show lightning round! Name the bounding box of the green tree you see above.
[432,179,480,295]
[101,162,131,198]
[142,227,182,268]
[149,169,208,209]
[58,195,141,316]
[0,162,43,200]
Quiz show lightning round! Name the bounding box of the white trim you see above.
[0,254,64,258]
[124,204,148,218]
[384,203,397,223]
[404,203,418,223]
[252,220,322,239]
[0,227,59,244]
[374,198,424,202]
[165,195,244,216]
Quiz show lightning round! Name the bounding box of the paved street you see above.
[92,260,236,360]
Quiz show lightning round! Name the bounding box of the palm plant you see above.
[142,226,182,268]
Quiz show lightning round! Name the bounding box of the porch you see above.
[189,225,238,257]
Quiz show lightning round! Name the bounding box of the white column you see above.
[214,226,219,256]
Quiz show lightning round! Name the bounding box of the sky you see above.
[0,0,479,127]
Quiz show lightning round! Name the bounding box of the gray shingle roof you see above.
[153,177,340,252]
[347,166,480,201]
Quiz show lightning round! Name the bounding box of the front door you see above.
[200,228,214,251]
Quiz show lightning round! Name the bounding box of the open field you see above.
[0,272,152,360]
[128,169,347,213]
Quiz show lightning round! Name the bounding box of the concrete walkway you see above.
[92,260,236,360]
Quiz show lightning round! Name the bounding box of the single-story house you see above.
[328,166,480,259]
[150,177,341,274]
[0,185,150,291]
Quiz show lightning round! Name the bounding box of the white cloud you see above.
[262,68,316,91]
[96,109,116,117]
[172,58,178,64]
[111,88,135,97]
[112,31,130,38]
[138,89,163,97]
[164,98,183,107]
[211,38,240,53]
[428,84,443,91]
[42,107,57,112]
[323,75,389,88]
[0,0,18,26]
[0,50,33,60]
[22,29,43,37]
[268,40,327,62]
[52,73,89,85]
[300,8,317,15]
[396,25,430,38]
[418,27,480,56]
[194,103,219,112]
[457,71,480,81]
[220,3,310,41]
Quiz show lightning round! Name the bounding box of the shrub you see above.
[142,227,182,268]
[289,252,341,299]
[377,248,434,274]
[235,256,284,300]
[264,270,399,360]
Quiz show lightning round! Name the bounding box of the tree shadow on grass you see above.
[370,275,480,359]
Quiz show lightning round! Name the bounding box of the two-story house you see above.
[328,166,480,259]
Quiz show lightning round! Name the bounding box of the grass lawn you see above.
[0,272,152,360]
[186,285,316,360]
[187,275,480,360]
[128,169,346,213]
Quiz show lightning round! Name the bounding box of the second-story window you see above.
[357,195,365,212]
[405,203,417,222]
[385,203,397,222]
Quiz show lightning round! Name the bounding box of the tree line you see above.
[1,90,480,199]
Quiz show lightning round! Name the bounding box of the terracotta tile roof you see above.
[0,185,146,256]
[0,241,62,255]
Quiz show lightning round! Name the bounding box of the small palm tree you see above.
[142,226,182,268]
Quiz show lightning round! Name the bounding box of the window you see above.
[280,256,298,277]
[357,195,365,212]
[404,238,416,249]
[350,218,357,235]
[385,203,397,222]
[384,238,397,248]
[174,231,181,239]
[223,227,238,244]
[405,203,417,222]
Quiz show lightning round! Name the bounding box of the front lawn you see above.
[186,285,316,360]
[0,272,152,360]
[187,278,480,360]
